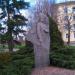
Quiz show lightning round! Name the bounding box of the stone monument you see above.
[26,13,50,68]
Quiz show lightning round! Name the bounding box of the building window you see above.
[73,16,75,20]
[72,7,75,12]
[64,7,68,13]
[73,24,75,29]
[64,24,68,30]
[64,16,68,20]
[74,32,75,38]
[66,34,68,38]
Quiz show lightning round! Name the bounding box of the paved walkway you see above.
[31,66,75,75]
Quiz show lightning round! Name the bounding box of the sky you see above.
[1,0,75,19]
[23,0,75,17]
[26,0,75,5]
[25,0,36,7]
[57,0,75,3]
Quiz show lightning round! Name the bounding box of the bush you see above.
[0,52,11,64]
[17,45,33,55]
[0,43,34,75]
[50,46,75,69]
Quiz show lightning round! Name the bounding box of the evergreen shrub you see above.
[0,41,34,75]
[48,16,64,51]
[50,46,75,69]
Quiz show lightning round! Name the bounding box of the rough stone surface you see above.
[26,13,50,68]
[31,67,75,75]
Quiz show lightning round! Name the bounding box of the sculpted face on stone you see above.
[38,13,48,24]
[37,13,50,49]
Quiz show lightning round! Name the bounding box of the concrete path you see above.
[31,66,75,75]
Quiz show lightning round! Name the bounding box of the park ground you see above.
[31,66,75,75]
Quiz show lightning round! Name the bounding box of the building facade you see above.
[55,1,75,44]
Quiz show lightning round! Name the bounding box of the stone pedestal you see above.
[34,45,50,68]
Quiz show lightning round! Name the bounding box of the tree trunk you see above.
[67,22,70,46]
[7,30,14,52]
[67,29,70,46]
[6,0,14,52]
[8,40,14,52]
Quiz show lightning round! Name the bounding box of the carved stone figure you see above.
[26,13,50,67]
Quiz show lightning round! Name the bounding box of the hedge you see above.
[0,42,34,75]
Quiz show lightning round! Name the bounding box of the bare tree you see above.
[34,0,55,17]
[65,14,72,46]
[56,0,73,46]
[63,0,72,46]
